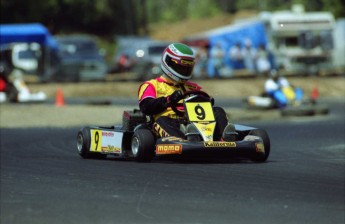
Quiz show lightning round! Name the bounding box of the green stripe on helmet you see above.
[173,43,194,56]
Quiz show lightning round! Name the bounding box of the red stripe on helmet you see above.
[165,47,194,60]
[165,47,178,57]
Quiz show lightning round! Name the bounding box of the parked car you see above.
[112,36,169,80]
[54,35,107,82]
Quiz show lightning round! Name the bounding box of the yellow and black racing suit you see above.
[138,76,228,140]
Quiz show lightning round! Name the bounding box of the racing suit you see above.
[265,77,303,108]
[138,76,229,140]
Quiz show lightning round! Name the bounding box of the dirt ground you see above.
[0,76,344,128]
[28,76,345,98]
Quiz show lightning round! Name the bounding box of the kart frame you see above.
[77,91,270,162]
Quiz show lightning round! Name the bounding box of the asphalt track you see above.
[1,101,344,224]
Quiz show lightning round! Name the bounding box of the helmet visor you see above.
[165,55,194,78]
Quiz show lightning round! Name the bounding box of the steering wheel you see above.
[171,90,212,117]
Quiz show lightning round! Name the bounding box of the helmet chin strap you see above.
[162,73,179,84]
[161,74,186,93]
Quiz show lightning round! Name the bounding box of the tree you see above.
[1,0,344,37]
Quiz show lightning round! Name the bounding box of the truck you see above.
[183,5,337,76]
[257,5,335,75]
[332,18,345,75]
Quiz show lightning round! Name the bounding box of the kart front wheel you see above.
[249,129,270,162]
[77,127,106,159]
[131,129,155,162]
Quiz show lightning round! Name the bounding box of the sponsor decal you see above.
[204,142,236,147]
[172,58,179,64]
[102,131,114,137]
[181,59,194,66]
[193,123,214,133]
[255,143,265,153]
[194,122,215,142]
[161,136,186,142]
[90,129,123,152]
[101,145,121,153]
[156,144,182,155]
[200,126,212,132]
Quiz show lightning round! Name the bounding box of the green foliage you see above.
[146,0,221,24]
[235,0,344,17]
[1,0,344,37]
[321,0,345,18]
[1,0,342,65]
[160,4,187,22]
[189,0,221,19]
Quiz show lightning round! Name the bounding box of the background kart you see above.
[245,86,329,116]
[77,91,270,162]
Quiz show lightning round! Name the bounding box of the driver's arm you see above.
[139,81,184,115]
[139,97,168,115]
[138,82,169,115]
[139,90,183,115]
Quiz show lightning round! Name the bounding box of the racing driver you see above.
[138,43,237,141]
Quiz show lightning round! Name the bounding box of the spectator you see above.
[209,43,224,78]
[256,43,271,75]
[193,47,208,79]
[0,68,47,103]
[0,73,9,103]
[241,39,256,73]
[229,42,244,69]
[0,63,18,102]
[117,54,132,72]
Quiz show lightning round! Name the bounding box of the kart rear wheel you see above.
[313,105,329,115]
[77,127,107,159]
[248,129,270,162]
[280,106,315,116]
[131,129,155,162]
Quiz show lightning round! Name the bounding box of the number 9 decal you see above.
[194,105,205,120]
[185,102,215,122]
[94,131,99,151]
[91,130,102,152]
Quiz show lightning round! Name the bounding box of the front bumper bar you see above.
[155,138,264,159]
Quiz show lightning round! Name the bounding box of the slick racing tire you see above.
[77,127,107,159]
[248,129,270,162]
[281,105,330,117]
[280,106,314,117]
[313,105,329,115]
[131,129,155,162]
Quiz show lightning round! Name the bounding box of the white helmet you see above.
[161,43,196,82]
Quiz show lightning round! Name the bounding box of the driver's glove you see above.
[167,90,184,106]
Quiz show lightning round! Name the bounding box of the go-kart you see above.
[245,86,329,116]
[77,91,270,162]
